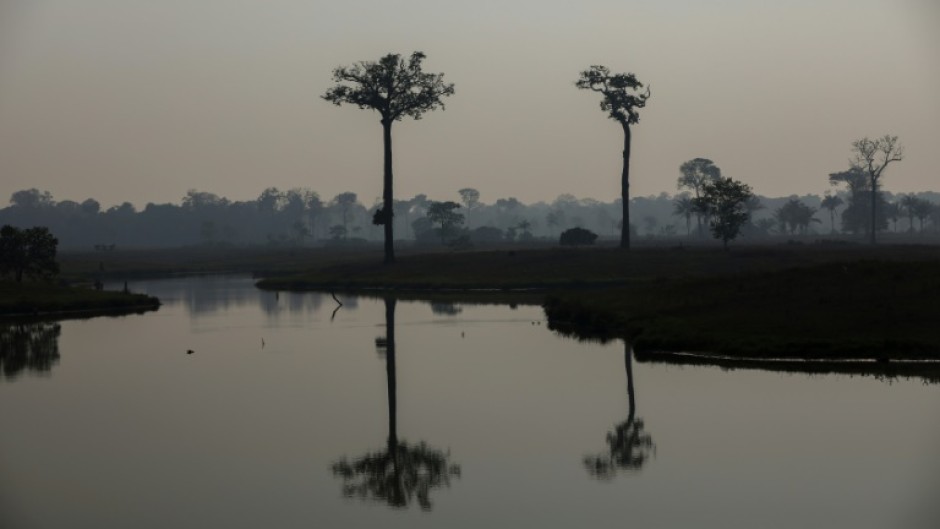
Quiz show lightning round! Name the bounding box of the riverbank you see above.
[0,282,160,317]
[256,245,940,359]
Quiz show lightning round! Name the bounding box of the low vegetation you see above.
[257,244,940,359]
[0,281,159,317]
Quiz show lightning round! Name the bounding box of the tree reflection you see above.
[0,321,62,380]
[584,342,655,479]
[332,297,460,510]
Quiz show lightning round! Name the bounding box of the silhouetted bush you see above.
[560,227,598,246]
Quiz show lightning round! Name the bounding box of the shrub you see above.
[559,227,598,246]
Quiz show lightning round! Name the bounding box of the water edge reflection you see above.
[583,342,655,479]
[331,297,461,510]
[0,321,61,380]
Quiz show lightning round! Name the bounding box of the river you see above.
[1,275,937,528]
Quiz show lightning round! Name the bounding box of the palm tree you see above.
[820,195,844,234]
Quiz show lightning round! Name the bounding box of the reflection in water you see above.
[332,297,461,510]
[128,276,326,317]
[430,302,462,316]
[634,350,940,385]
[584,342,655,479]
[0,321,62,380]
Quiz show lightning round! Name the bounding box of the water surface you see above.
[1,276,937,528]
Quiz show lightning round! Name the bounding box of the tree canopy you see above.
[323,51,454,264]
[692,178,754,248]
[0,225,59,282]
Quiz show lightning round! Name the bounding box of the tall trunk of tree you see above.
[382,121,396,263]
[830,209,836,234]
[621,123,632,249]
[869,176,877,245]
[384,297,397,448]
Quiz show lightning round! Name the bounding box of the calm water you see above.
[1,276,938,528]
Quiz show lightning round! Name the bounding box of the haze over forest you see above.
[0,0,937,210]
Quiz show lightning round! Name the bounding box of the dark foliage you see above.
[559,227,598,246]
[0,225,59,282]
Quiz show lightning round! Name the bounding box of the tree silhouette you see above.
[323,52,455,264]
[692,178,754,249]
[677,158,721,236]
[426,201,464,244]
[775,198,820,235]
[332,297,460,510]
[820,194,844,234]
[851,135,903,244]
[672,196,694,237]
[0,225,59,282]
[457,188,480,229]
[584,343,654,479]
[576,66,650,249]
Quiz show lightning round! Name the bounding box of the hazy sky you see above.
[0,0,937,209]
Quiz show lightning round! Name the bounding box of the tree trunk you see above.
[620,124,632,249]
[382,121,396,263]
[869,176,877,245]
[830,209,836,234]
[384,297,398,447]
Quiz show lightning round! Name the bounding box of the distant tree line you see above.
[3,183,936,251]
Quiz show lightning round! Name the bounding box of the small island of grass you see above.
[0,281,160,317]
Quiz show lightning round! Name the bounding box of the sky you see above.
[0,0,937,209]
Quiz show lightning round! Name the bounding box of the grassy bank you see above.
[0,282,160,317]
[544,259,940,359]
[257,244,940,359]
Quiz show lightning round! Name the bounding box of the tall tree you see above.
[323,52,455,264]
[677,158,721,236]
[457,188,480,229]
[851,135,903,244]
[576,66,650,249]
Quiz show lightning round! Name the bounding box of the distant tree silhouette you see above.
[677,158,721,236]
[851,135,903,244]
[899,194,919,233]
[332,297,460,510]
[0,225,59,282]
[672,196,694,236]
[820,194,844,234]
[9,189,54,209]
[331,192,358,240]
[323,52,455,264]
[426,201,464,244]
[775,198,819,235]
[457,188,480,229]
[692,178,754,249]
[912,199,934,233]
[576,66,650,249]
[584,344,654,479]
